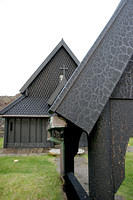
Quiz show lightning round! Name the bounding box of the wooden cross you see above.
[60,64,68,78]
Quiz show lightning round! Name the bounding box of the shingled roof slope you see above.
[20,39,80,93]
[0,95,50,117]
[0,95,25,115]
[50,0,133,134]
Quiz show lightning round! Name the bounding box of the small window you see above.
[10,122,13,131]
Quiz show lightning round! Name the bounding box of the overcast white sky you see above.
[0,0,121,96]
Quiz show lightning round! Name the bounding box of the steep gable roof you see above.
[50,0,133,134]
[20,39,80,94]
[0,40,79,116]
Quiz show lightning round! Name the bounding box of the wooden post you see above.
[63,124,82,175]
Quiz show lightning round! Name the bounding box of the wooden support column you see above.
[88,102,114,200]
[63,123,82,175]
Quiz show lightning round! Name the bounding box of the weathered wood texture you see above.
[4,117,53,148]
[89,102,114,200]
[88,99,133,200]
[110,100,133,192]
[64,172,90,200]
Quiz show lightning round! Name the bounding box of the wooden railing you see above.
[63,172,91,200]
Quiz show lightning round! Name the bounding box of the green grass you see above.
[128,137,133,146]
[0,137,3,148]
[83,154,88,160]
[117,152,133,200]
[0,155,64,200]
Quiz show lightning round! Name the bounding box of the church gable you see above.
[50,0,133,134]
[27,46,77,99]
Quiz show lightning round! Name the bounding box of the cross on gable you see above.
[60,64,68,78]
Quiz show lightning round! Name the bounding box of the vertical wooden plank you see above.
[40,118,42,143]
[27,118,30,144]
[35,118,37,145]
[42,118,47,145]
[37,118,41,143]
[29,118,31,143]
[20,118,22,144]
[4,118,8,148]
[30,118,36,145]
[8,118,15,145]
[14,118,16,144]
[21,118,29,143]
[15,118,21,143]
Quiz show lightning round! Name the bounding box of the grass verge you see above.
[116,152,133,200]
[0,155,64,200]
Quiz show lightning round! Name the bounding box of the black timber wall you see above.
[88,99,133,200]
[4,117,87,148]
[87,57,133,200]
[4,117,53,148]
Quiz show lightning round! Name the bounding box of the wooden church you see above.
[48,0,133,199]
[0,40,88,148]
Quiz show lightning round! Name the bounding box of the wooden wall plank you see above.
[15,118,21,143]
[4,118,8,148]
[21,118,29,143]
[37,118,42,143]
[30,118,36,145]
[42,119,47,145]
[8,118,15,144]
